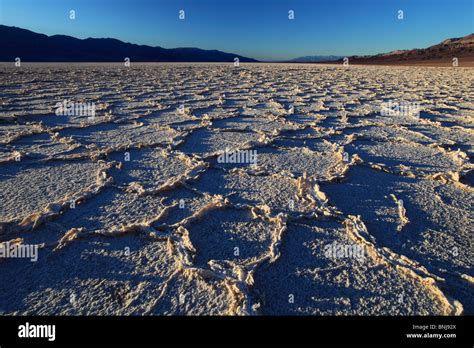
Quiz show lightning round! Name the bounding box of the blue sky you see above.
[0,0,472,60]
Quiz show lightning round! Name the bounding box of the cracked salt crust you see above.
[0,63,472,315]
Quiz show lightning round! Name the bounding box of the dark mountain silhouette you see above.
[0,25,258,62]
[335,33,474,66]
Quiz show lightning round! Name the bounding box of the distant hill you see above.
[0,25,258,62]
[289,55,343,63]
[336,34,474,66]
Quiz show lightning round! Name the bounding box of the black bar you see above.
[0,316,472,346]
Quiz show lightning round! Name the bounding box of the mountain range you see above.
[335,33,474,66]
[0,25,257,62]
[1,25,472,66]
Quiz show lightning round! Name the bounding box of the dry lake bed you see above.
[0,63,472,315]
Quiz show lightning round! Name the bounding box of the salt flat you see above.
[0,63,472,315]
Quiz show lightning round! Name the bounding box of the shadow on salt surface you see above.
[16,112,95,128]
[346,138,466,175]
[321,166,407,245]
[331,111,417,127]
[285,112,321,125]
[315,114,358,129]
[342,124,474,155]
[186,106,215,118]
[185,207,274,268]
[255,145,340,178]
[321,166,474,313]
[189,167,309,215]
[0,146,11,161]
[186,167,233,196]
[402,182,474,313]
[178,128,260,157]
[253,219,447,315]
[211,116,299,133]
[57,122,177,148]
[155,186,220,226]
[460,170,474,186]
[147,270,231,315]
[14,187,166,249]
[0,160,102,224]
[166,119,202,131]
[409,124,474,156]
[251,101,286,113]
[7,132,78,160]
[220,97,249,108]
[140,108,189,126]
[0,234,177,315]
[191,106,238,120]
[271,137,336,153]
[419,111,470,128]
[341,124,432,144]
[107,148,189,189]
[278,127,326,139]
